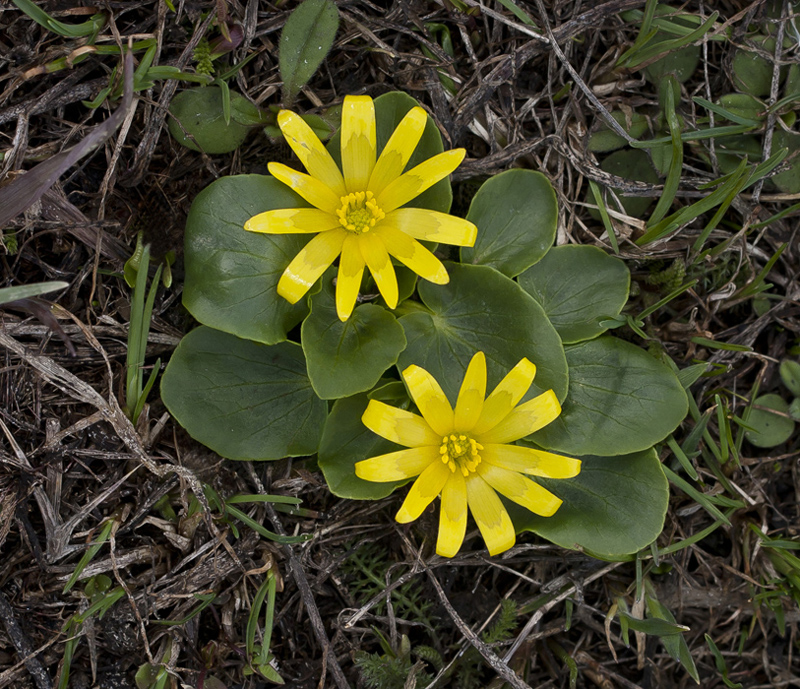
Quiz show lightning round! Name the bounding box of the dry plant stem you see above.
[121,12,215,186]
[503,560,623,662]
[532,0,635,146]
[425,567,534,689]
[0,591,52,689]
[751,0,787,204]
[261,501,351,689]
[453,0,647,134]
[0,70,101,126]
[0,329,227,565]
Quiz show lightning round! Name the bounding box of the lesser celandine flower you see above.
[355,352,581,557]
[245,95,478,321]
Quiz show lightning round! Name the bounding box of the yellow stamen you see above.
[438,433,483,477]
[336,191,385,234]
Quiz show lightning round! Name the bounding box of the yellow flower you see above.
[245,96,478,321]
[355,352,581,557]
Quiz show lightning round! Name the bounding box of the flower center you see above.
[337,191,385,234]
[439,434,483,477]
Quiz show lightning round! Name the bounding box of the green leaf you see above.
[588,111,650,153]
[510,448,668,557]
[161,326,326,461]
[732,36,778,97]
[770,130,800,193]
[11,0,105,38]
[592,150,659,219]
[0,280,69,305]
[646,594,699,682]
[716,135,763,175]
[640,6,702,84]
[531,337,688,456]
[618,611,689,636]
[229,94,271,126]
[168,86,253,154]
[328,91,452,213]
[301,272,407,399]
[279,0,339,102]
[318,393,410,499]
[398,263,568,404]
[518,245,630,344]
[460,169,557,277]
[780,360,800,397]
[713,94,765,124]
[744,394,795,448]
[183,175,310,344]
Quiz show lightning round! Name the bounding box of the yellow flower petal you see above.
[335,234,365,321]
[245,208,339,234]
[453,352,486,432]
[277,229,346,304]
[437,472,467,557]
[481,444,581,479]
[477,463,563,517]
[465,474,515,556]
[396,460,450,523]
[362,399,441,447]
[368,106,427,196]
[355,446,440,482]
[375,225,449,284]
[377,149,466,213]
[472,358,537,436]
[382,208,477,247]
[268,162,341,214]
[277,110,346,196]
[402,364,454,437]
[341,95,376,193]
[358,232,398,309]
[478,390,561,445]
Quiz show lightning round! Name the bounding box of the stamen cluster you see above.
[440,433,483,476]
[336,191,385,234]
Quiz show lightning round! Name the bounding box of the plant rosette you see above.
[162,92,689,559]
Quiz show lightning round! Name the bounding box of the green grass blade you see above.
[692,97,762,126]
[496,0,539,27]
[62,519,115,594]
[0,281,69,305]
[667,436,698,480]
[588,180,619,253]
[648,79,683,225]
[662,465,732,524]
[224,504,311,544]
[12,0,105,38]
[126,244,150,417]
[626,12,718,69]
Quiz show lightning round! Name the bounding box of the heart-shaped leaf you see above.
[518,245,630,344]
[168,87,253,154]
[460,169,558,277]
[183,175,310,344]
[531,336,688,456]
[318,392,409,499]
[510,448,668,557]
[744,393,795,448]
[398,263,568,403]
[302,272,407,399]
[161,326,326,460]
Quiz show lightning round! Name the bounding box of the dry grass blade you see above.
[0,52,133,227]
